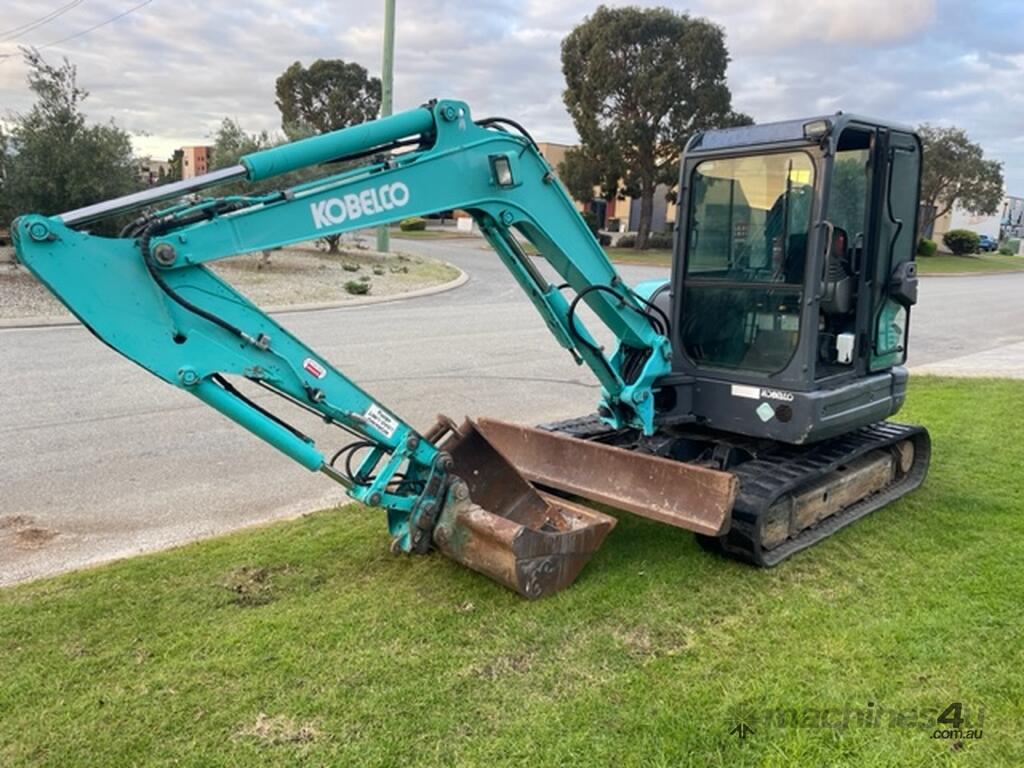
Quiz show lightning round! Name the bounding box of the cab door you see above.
[869,129,922,371]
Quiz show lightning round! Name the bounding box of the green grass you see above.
[917,252,1024,274]
[2,377,1022,766]
[604,246,672,267]
[390,227,474,240]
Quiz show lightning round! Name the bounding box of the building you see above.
[534,141,675,234]
[135,157,171,186]
[929,193,1023,248]
[181,145,212,179]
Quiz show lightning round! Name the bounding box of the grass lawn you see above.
[2,377,1022,766]
[390,227,474,240]
[604,246,672,268]
[917,253,1024,275]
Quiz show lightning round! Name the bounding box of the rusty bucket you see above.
[430,418,616,599]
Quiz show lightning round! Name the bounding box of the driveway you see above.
[2,237,1022,585]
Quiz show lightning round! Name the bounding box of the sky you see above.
[1,0,1022,189]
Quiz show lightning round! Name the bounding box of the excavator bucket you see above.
[431,419,616,599]
[429,417,736,598]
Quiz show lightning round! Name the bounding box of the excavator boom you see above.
[13,99,734,597]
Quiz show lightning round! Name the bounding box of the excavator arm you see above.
[13,99,732,597]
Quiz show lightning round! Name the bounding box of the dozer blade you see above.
[432,419,616,599]
[473,417,736,536]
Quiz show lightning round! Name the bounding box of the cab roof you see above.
[687,113,918,154]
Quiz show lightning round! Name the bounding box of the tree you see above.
[558,144,622,210]
[562,6,751,249]
[918,124,1003,237]
[0,49,138,226]
[210,117,271,172]
[275,59,381,140]
[165,148,183,182]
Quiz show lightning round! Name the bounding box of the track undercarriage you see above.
[511,415,932,566]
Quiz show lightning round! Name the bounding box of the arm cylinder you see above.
[241,106,436,182]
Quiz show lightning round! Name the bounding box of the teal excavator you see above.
[12,100,929,598]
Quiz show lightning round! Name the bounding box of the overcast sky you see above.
[1,0,1022,189]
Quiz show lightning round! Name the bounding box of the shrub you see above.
[916,238,937,257]
[344,280,370,295]
[1001,238,1021,256]
[616,234,636,248]
[342,262,360,272]
[598,233,612,247]
[399,217,427,232]
[646,232,673,250]
[942,229,980,256]
[373,266,385,275]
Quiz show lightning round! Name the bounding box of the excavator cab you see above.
[658,115,923,444]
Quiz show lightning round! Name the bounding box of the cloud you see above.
[0,0,1021,188]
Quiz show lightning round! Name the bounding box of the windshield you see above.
[682,152,815,373]
[686,152,815,284]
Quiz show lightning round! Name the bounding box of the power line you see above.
[37,0,155,49]
[0,0,86,42]
[0,0,155,59]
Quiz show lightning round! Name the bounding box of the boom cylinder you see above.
[241,106,436,182]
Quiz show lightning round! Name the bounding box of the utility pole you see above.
[376,0,395,254]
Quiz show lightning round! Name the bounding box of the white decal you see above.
[760,388,795,403]
[310,181,410,229]
[731,384,760,400]
[364,403,398,439]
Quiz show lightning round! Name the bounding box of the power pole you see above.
[376,0,395,254]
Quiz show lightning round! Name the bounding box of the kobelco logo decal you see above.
[310,182,410,229]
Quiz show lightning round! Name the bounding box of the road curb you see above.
[919,269,1024,278]
[0,263,468,330]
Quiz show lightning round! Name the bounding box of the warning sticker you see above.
[756,402,776,422]
[303,358,327,379]
[364,403,398,439]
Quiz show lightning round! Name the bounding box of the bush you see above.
[1000,238,1020,256]
[616,234,636,248]
[344,280,370,295]
[598,233,612,247]
[942,229,980,256]
[399,217,427,232]
[581,210,601,236]
[646,232,673,250]
[342,262,360,272]
[916,238,937,257]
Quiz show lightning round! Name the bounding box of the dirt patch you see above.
[0,240,458,322]
[0,515,59,550]
[221,565,290,607]
[613,623,694,661]
[468,651,534,680]
[235,713,320,746]
[13,527,59,550]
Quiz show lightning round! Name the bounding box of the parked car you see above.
[977,234,998,252]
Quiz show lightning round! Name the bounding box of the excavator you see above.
[12,99,930,598]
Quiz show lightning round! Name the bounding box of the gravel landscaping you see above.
[0,243,459,322]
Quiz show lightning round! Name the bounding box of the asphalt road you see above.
[3,237,1023,585]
